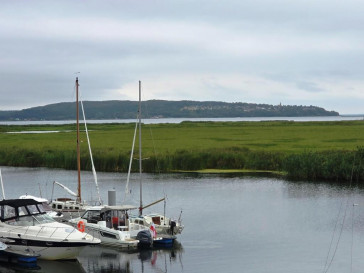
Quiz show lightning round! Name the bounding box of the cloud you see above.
[295,81,324,93]
[0,0,363,114]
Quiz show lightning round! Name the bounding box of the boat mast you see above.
[139,80,143,215]
[0,169,5,200]
[76,77,81,203]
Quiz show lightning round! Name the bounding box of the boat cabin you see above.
[81,205,137,231]
[0,199,53,226]
[51,199,82,211]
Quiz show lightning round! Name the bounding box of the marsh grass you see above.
[1,120,364,182]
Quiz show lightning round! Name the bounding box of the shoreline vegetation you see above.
[1,120,364,183]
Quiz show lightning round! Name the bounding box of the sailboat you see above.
[50,77,101,220]
[127,81,184,243]
[68,81,184,249]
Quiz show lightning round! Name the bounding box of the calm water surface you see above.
[0,115,363,126]
[1,166,364,273]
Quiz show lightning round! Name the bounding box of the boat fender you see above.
[150,223,157,238]
[77,220,86,233]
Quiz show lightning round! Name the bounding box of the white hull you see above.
[85,225,138,249]
[0,220,99,260]
[4,244,85,260]
[0,198,100,260]
[70,222,139,249]
[132,214,184,238]
[155,224,184,237]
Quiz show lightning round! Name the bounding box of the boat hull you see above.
[70,223,139,249]
[89,228,138,249]
[6,246,83,260]
[153,237,175,248]
[4,241,91,260]
[0,224,100,260]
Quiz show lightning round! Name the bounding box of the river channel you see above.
[0,166,364,273]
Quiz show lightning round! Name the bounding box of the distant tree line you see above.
[0,100,339,121]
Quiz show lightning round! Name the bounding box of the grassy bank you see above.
[1,120,364,182]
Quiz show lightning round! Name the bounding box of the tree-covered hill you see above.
[0,100,339,120]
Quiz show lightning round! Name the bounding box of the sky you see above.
[0,0,363,114]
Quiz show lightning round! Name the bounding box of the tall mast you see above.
[76,77,81,202]
[139,80,143,215]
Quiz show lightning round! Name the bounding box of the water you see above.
[0,115,363,125]
[1,166,364,273]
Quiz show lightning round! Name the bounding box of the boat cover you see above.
[0,198,41,207]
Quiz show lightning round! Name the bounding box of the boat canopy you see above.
[0,198,46,221]
[100,205,137,213]
[19,195,48,203]
[0,198,41,207]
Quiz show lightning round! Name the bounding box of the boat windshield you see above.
[6,213,54,226]
[27,204,39,214]
[1,202,54,225]
[33,213,54,224]
[81,210,101,224]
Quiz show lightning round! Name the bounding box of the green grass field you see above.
[1,120,364,182]
[3,120,364,152]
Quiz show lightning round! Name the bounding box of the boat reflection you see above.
[77,241,184,273]
[0,259,85,273]
[0,241,183,273]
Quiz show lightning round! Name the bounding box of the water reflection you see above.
[283,179,364,200]
[77,243,184,273]
[0,243,184,273]
[5,165,364,273]
[0,260,85,273]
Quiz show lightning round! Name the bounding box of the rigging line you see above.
[124,119,138,204]
[348,155,357,273]
[322,198,344,273]
[79,91,102,205]
[323,154,356,273]
[140,91,164,203]
[350,157,362,273]
[323,197,350,273]
[140,92,162,174]
[350,203,356,273]
[147,122,161,174]
[147,122,162,174]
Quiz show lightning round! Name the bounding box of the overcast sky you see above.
[0,0,363,114]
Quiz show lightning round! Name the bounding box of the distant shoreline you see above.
[0,100,338,121]
[0,115,362,125]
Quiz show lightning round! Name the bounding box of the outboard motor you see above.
[136,230,153,249]
[170,220,176,235]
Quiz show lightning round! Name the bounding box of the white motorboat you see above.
[0,198,100,260]
[69,205,140,249]
[131,213,184,239]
